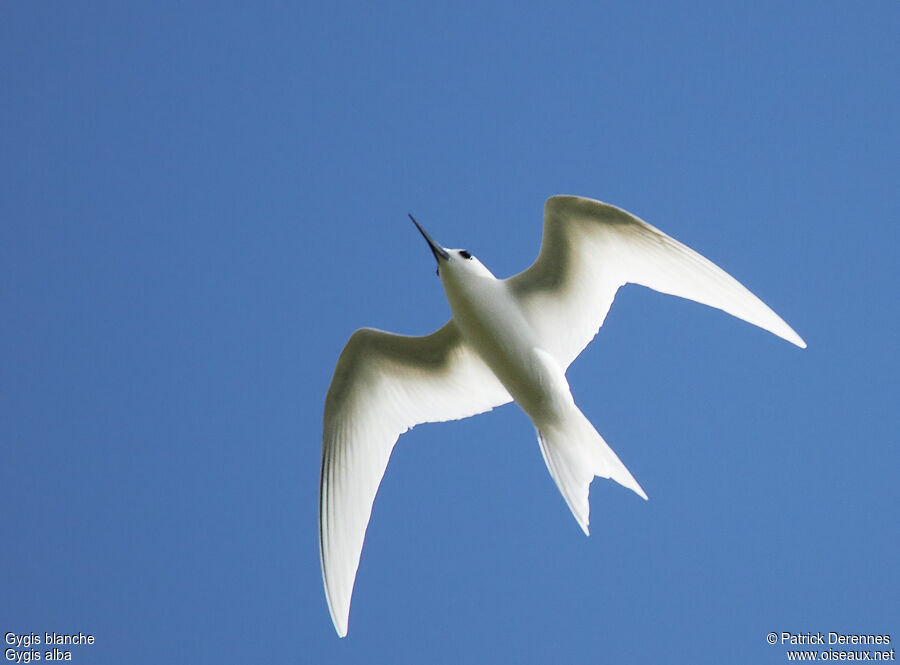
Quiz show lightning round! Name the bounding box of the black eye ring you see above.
[459,250,472,259]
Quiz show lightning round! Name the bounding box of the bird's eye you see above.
[459,250,472,259]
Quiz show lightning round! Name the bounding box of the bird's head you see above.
[408,214,495,281]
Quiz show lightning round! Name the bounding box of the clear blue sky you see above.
[2,2,897,663]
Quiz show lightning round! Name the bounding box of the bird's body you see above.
[437,246,647,505]
[442,258,562,420]
[319,195,805,637]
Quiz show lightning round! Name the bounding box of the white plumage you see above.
[319,195,805,636]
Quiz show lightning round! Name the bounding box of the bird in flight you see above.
[319,195,805,636]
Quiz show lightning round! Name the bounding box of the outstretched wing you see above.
[507,195,805,368]
[320,321,511,637]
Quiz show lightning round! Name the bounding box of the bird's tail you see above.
[535,407,647,535]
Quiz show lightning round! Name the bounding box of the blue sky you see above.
[2,2,897,663]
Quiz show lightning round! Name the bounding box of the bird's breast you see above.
[442,276,572,420]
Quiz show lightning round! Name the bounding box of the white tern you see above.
[319,195,805,636]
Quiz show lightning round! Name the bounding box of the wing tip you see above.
[326,594,350,638]
[776,324,807,349]
[320,549,351,638]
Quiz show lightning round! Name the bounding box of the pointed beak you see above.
[409,214,450,263]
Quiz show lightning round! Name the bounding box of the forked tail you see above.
[536,407,647,535]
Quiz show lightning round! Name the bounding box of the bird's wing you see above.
[507,195,806,368]
[319,321,512,637]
